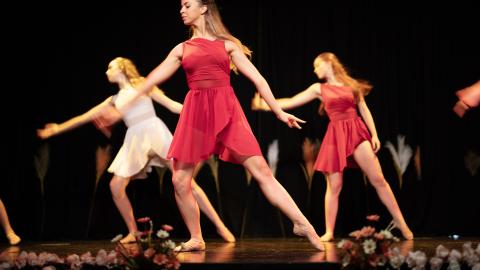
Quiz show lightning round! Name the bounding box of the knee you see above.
[109,178,124,198]
[172,174,191,195]
[252,161,274,183]
[369,174,388,188]
[328,181,343,196]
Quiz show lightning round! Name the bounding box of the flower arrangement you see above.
[113,217,180,270]
[337,215,400,269]
[337,215,480,269]
[0,218,179,270]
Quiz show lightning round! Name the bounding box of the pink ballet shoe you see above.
[119,233,137,244]
[293,223,325,251]
[7,231,21,245]
[174,239,206,252]
[387,220,414,240]
[217,226,236,243]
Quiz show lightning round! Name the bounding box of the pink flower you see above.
[144,248,156,259]
[366,215,380,222]
[162,224,174,232]
[137,217,151,223]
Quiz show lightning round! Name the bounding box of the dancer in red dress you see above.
[252,52,414,241]
[38,57,235,244]
[95,0,324,251]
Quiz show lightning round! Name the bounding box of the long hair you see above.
[112,57,145,87]
[315,52,372,102]
[193,0,252,73]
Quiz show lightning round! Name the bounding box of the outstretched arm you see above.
[252,83,321,111]
[149,87,183,114]
[119,44,183,114]
[37,97,112,139]
[95,44,183,127]
[357,100,380,153]
[227,40,305,129]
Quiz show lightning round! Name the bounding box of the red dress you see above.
[167,38,262,164]
[314,84,372,173]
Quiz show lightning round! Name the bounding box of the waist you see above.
[188,79,230,90]
[124,111,156,127]
[328,111,359,122]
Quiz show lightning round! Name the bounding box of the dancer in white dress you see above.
[38,57,235,243]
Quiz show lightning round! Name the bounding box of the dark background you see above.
[2,1,479,243]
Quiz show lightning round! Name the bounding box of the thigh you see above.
[352,141,384,180]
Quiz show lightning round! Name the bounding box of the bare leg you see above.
[171,161,205,251]
[353,141,414,240]
[109,175,137,243]
[166,161,235,242]
[242,156,324,250]
[0,199,21,245]
[320,172,343,242]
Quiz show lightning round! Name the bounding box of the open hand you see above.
[276,111,306,129]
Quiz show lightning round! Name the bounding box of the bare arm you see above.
[252,83,321,111]
[37,97,112,139]
[149,87,183,114]
[118,43,184,114]
[226,41,305,128]
[357,99,380,152]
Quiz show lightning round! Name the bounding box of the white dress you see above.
[107,87,173,179]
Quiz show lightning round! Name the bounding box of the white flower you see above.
[449,249,462,262]
[429,257,444,270]
[163,240,176,250]
[267,139,279,176]
[362,239,376,254]
[407,250,427,269]
[389,247,406,269]
[95,249,108,266]
[157,229,169,239]
[472,263,480,270]
[111,234,123,243]
[436,245,450,258]
[0,262,12,269]
[447,259,461,270]
[380,229,394,240]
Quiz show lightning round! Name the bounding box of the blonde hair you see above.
[315,52,372,102]
[193,0,252,73]
[111,57,163,94]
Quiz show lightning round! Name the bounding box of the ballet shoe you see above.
[319,232,334,242]
[174,239,206,252]
[387,219,414,240]
[119,233,137,244]
[6,231,21,245]
[293,223,325,251]
[217,226,236,243]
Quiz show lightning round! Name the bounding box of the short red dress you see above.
[314,84,372,173]
[167,38,262,164]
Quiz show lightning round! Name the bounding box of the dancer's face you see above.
[313,58,331,79]
[180,0,207,26]
[106,60,122,83]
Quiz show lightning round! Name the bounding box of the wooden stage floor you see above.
[1,237,479,269]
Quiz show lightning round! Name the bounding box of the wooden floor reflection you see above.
[1,237,479,266]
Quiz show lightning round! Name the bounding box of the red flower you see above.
[162,224,174,232]
[137,217,151,223]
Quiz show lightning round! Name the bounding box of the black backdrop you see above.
[2,1,479,242]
